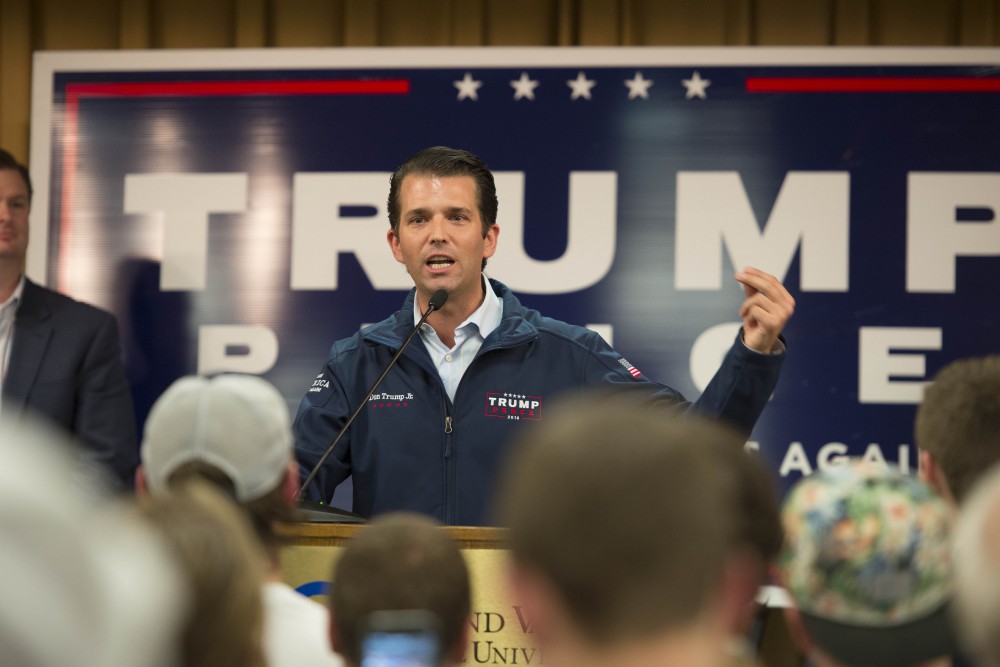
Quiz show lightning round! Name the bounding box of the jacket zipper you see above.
[444,413,455,524]
[441,341,534,526]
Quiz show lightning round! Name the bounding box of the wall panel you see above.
[871,0,959,45]
[151,0,236,48]
[378,0,453,46]
[0,0,32,160]
[342,0,377,45]
[754,0,833,45]
[832,0,870,44]
[484,0,558,45]
[450,0,486,45]
[269,0,345,47]
[32,0,120,49]
[959,0,996,45]
[630,0,732,44]
[577,0,623,45]
[120,0,152,48]
[2,0,999,158]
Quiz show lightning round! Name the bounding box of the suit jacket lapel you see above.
[2,280,53,418]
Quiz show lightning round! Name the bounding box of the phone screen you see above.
[360,630,439,667]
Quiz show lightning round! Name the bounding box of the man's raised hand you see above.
[735,267,795,354]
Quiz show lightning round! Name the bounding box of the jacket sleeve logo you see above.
[617,357,643,378]
[308,373,331,393]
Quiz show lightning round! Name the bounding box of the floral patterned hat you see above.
[778,460,957,666]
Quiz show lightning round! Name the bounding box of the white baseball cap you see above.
[141,374,293,502]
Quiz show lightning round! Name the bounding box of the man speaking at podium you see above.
[294,147,794,526]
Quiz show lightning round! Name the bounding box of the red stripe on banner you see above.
[57,78,408,290]
[66,79,410,97]
[746,77,1000,93]
[58,93,80,290]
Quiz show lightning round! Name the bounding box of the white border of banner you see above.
[29,46,1000,284]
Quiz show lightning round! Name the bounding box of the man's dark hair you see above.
[497,391,747,645]
[331,513,471,667]
[0,148,32,203]
[916,355,1000,503]
[387,147,498,271]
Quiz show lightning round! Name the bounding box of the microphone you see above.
[298,289,448,500]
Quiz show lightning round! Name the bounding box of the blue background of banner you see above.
[40,56,1000,504]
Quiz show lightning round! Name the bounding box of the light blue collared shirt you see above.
[415,276,502,402]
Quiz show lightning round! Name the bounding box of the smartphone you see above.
[360,609,442,667]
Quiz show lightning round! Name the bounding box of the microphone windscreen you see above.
[429,289,449,311]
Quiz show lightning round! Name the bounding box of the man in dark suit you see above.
[0,148,137,487]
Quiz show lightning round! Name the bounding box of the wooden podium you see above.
[279,523,798,667]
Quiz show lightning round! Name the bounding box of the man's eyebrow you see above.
[404,206,473,217]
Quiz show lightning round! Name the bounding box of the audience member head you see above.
[136,479,267,667]
[497,392,755,667]
[952,462,1000,667]
[138,373,300,559]
[0,416,186,667]
[0,147,32,202]
[778,460,955,667]
[916,355,1000,506]
[330,513,471,667]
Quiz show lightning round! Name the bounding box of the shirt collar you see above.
[413,274,502,339]
[0,274,25,311]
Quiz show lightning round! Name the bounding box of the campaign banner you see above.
[30,48,1000,503]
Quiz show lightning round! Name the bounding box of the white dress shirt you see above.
[0,274,26,413]
[415,275,502,403]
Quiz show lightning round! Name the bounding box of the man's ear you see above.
[282,461,300,506]
[919,449,955,506]
[506,562,563,648]
[773,565,813,658]
[134,464,149,497]
[328,607,342,655]
[482,223,500,260]
[387,228,404,263]
[719,550,766,636]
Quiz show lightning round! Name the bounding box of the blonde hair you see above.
[136,480,267,667]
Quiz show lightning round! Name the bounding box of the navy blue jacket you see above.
[294,280,783,526]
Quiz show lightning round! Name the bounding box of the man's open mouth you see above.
[427,256,455,270]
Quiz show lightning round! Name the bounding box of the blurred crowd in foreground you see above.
[3,355,1000,667]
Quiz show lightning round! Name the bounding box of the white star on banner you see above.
[510,72,540,101]
[453,72,482,101]
[567,71,596,100]
[681,70,711,99]
[624,71,654,100]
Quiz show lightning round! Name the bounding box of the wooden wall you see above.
[2,0,999,159]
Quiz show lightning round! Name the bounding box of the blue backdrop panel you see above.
[33,51,1000,502]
